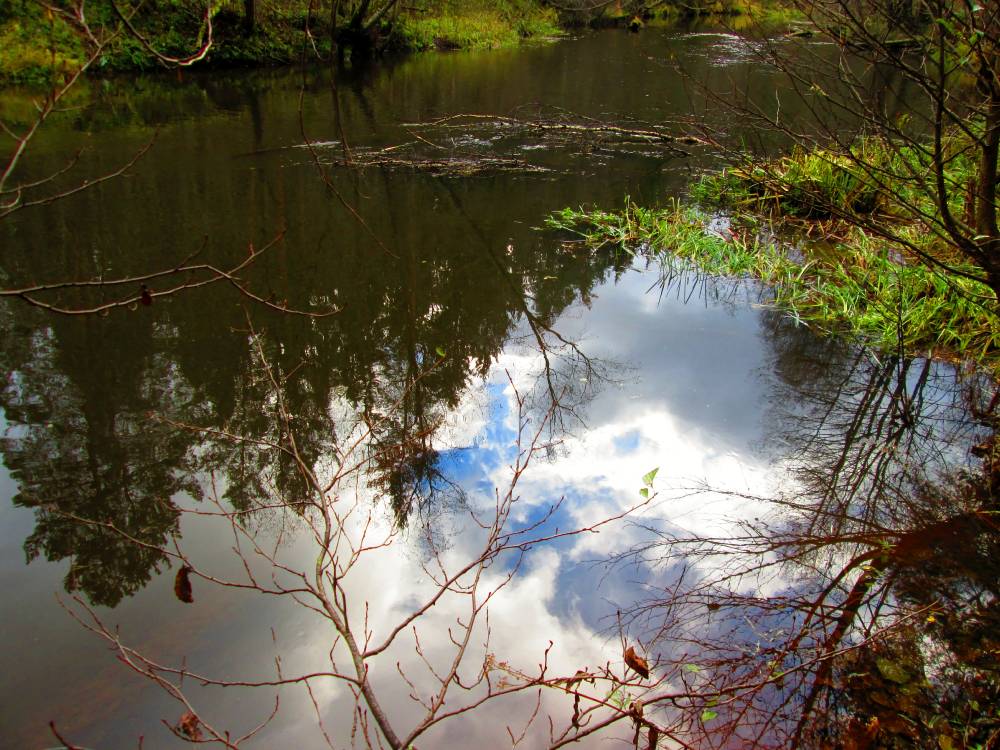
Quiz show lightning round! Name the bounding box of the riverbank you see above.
[549,142,1000,375]
[0,0,799,85]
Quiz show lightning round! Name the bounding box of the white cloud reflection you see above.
[264,269,781,747]
[1,267,794,749]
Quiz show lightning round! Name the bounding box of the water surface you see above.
[0,26,987,749]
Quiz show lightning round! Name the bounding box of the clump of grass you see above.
[393,0,560,51]
[679,135,997,371]
[692,136,978,228]
[547,200,1000,371]
[692,146,882,219]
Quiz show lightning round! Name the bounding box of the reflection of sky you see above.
[8,250,973,748]
[442,267,776,619]
[0,260,789,749]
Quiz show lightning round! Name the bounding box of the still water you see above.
[0,27,988,749]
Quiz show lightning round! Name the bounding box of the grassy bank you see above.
[0,0,804,85]
[391,0,560,51]
[546,122,1000,375]
[548,194,1000,372]
[0,1,325,84]
[0,0,559,84]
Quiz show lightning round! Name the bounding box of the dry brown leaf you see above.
[624,645,649,680]
[176,711,203,740]
[174,565,193,604]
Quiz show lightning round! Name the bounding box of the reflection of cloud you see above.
[262,484,634,748]
[5,263,792,748]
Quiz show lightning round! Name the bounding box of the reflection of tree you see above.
[609,305,998,748]
[758,309,983,534]
[0,309,200,606]
[1,202,628,600]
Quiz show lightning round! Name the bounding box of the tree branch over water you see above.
[54,322,662,748]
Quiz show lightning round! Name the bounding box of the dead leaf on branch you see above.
[624,645,650,680]
[174,564,193,603]
[566,669,596,688]
[175,711,203,740]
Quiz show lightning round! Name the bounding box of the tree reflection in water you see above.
[614,298,999,748]
[0,227,628,605]
[0,311,198,607]
[6,232,996,745]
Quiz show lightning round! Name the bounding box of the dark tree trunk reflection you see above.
[611,296,999,748]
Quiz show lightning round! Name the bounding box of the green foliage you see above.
[606,685,634,710]
[0,1,85,85]
[0,0,562,81]
[392,0,560,51]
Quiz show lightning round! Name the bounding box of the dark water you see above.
[0,28,991,749]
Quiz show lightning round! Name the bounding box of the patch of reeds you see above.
[691,136,979,229]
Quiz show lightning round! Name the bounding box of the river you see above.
[0,25,991,749]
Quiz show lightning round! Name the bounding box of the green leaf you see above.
[642,467,659,487]
[639,488,649,499]
[683,663,701,673]
[435,346,446,358]
[701,709,718,723]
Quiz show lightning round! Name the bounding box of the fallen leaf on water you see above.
[624,645,649,680]
[174,565,193,603]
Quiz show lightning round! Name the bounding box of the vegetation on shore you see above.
[548,138,1000,373]
[0,0,799,85]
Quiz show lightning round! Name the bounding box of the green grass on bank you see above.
[690,137,979,229]
[0,0,558,84]
[547,200,1000,371]
[392,0,560,51]
[548,130,1000,372]
[0,0,805,84]
[567,0,803,29]
[0,0,330,84]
